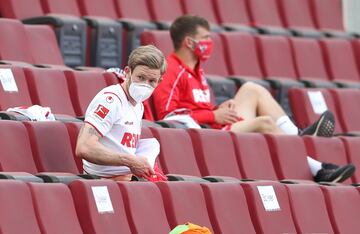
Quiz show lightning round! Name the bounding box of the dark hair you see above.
[170,15,210,51]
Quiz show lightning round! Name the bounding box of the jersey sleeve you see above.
[84,92,122,136]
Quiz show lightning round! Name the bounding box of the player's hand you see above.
[213,108,239,124]
[218,99,236,110]
[129,156,155,178]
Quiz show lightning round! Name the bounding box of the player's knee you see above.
[241,82,266,95]
[255,116,277,133]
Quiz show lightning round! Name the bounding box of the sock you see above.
[307,156,323,176]
[276,116,298,135]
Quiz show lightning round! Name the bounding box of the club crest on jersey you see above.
[106,96,114,103]
[94,104,109,119]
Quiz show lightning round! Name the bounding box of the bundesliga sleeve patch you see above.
[94,104,109,119]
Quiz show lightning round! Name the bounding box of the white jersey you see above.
[83,84,145,176]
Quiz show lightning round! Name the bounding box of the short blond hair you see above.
[128,45,167,75]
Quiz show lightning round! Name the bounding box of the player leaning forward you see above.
[76,45,167,181]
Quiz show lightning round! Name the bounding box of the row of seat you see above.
[2,179,360,233]
[1,120,359,184]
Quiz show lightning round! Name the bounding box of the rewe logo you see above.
[120,132,139,148]
[192,89,210,103]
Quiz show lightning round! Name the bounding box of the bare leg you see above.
[230,116,284,134]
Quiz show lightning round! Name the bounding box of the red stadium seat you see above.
[285,184,334,233]
[232,133,278,180]
[0,120,38,173]
[115,0,152,21]
[241,181,297,233]
[188,129,242,178]
[148,0,184,26]
[0,180,41,234]
[64,121,84,173]
[24,67,76,116]
[265,134,313,181]
[201,182,256,234]
[77,0,118,19]
[181,0,219,25]
[340,137,360,183]
[156,182,214,232]
[28,183,83,234]
[117,182,171,234]
[69,179,132,234]
[140,30,173,56]
[0,0,43,19]
[41,0,81,15]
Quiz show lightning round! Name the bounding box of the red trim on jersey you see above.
[103,91,122,103]
[84,121,104,137]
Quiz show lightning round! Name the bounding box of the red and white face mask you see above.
[191,39,214,61]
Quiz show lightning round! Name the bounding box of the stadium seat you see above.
[340,137,360,183]
[322,185,360,233]
[285,184,334,233]
[303,136,353,184]
[278,0,325,38]
[147,0,184,29]
[241,181,297,233]
[265,134,314,181]
[329,88,360,132]
[201,182,256,234]
[289,37,336,88]
[0,0,43,19]
[320,38,360,87]
[206,75,237,106]
[0,120,38,173]
[24,121,79,174]
[117,182,171,234]
[188,129,242,178]
[69,179,132,234]
[140,30,173,56]
[181,0,219,25]
[150,127,202,176]
[0,65,33,110]
[64,121,84,173]
[0,180,41,234]
[232,133,278,180]
[65,70,108,117]
[212,0,257,33]
[247,0,292,36]
[24,67,76,116]
[288,88,343,133]
[156,182,214,232]
[28,183,83,234]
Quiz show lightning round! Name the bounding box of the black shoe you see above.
[300,110,335,137]
[314,163,355,183]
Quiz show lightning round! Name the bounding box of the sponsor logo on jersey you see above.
[94,104,109,119]
[192,89,211,103]
[121,132,139,148]
[124,121,134,125]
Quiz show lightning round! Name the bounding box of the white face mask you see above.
[129,82,154,103]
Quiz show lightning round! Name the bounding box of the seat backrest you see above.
[28,183,83,234]
[322,186,360,233]
[202,32,229,77]
[65,70,108,117]
[0,0,44,19]
[24,121,79,174]
[213,0,251,25]
[265,134,313,181]
[77,0,118,19]
[25,24,65,66]
[232,133,278,180]
[312,0,344,31]
[220,32,264,78]
[340,137,360,184]
[0,65,33,110]
[115,0,152,20]
[257,35,298,80]
[157,182,214,232]
[140,30,173,57]
[285,184,334,234]
[150,127,202,176]
[320,38,360,82]
[41,0,82,15]
[188,129,242,178]
[330,89,360,132]
[181,0,219,24]
[241,181,297,234]
[117,182,171,234]
[148,0,184,22]
[0,180,41,234]
[69,179,132,234]
[288,88,343,133]
[24,67,76,116]
[201,182,256,234]
[0,120,38,173]
[290,37,330,81]
[64,121,84,173]
[247,0,284,27]
[278,0,317,29]
[0,18,34,63]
